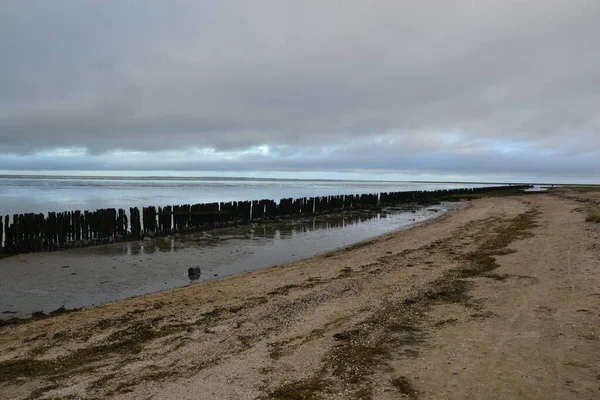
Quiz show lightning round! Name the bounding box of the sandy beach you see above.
[1,191,599,400]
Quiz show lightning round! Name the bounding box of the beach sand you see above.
[1,192,599,399]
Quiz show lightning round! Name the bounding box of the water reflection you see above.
[103,211,390,255]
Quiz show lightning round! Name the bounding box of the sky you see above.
[1,1,599,183]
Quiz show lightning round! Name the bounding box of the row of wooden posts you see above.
[0,186,528,255]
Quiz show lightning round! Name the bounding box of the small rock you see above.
[188,267,201,280]
[61,265,70,269]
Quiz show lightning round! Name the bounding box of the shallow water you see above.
[0,203,463,318]
[524,185,549,192]
[0,175,492,215]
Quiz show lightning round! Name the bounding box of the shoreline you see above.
[1,192,599,399]
[0,203,463,320]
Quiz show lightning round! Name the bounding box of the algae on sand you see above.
[585,212,600,223]
[390,375,418,398]
[268,208,541,399]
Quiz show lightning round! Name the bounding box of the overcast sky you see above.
[1,1,599,182]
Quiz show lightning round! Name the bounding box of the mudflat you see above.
[1,192,599,399]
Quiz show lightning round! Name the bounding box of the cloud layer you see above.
[1,1,599,180]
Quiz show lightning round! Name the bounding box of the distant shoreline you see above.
[1,174,597,186]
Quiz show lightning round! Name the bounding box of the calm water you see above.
[0,203,463,318]
[0,175,493,215]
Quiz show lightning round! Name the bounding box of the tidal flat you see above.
[0,203,461,318]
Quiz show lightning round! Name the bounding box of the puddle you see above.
[0,202,463,318]
[524,186,549,192]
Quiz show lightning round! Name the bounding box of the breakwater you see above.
[0,185,529,255]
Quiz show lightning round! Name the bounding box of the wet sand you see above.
[1,192,599,400]
[0,204,461,317]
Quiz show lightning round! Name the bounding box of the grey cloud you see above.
[2,141,599,181]
[0,0,599,176]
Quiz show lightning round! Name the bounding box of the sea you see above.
[0,175,498,216]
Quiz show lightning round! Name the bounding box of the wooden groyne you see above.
[0,186,530,255]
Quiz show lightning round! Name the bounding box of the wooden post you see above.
[75,211,81,241]
[32,213,38,252]
[14,214,20,252]
[130,207,141,238]
[3,215,8,253]
[166,206,172,231]
[83,211,89,241]
[24,213,31,252]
